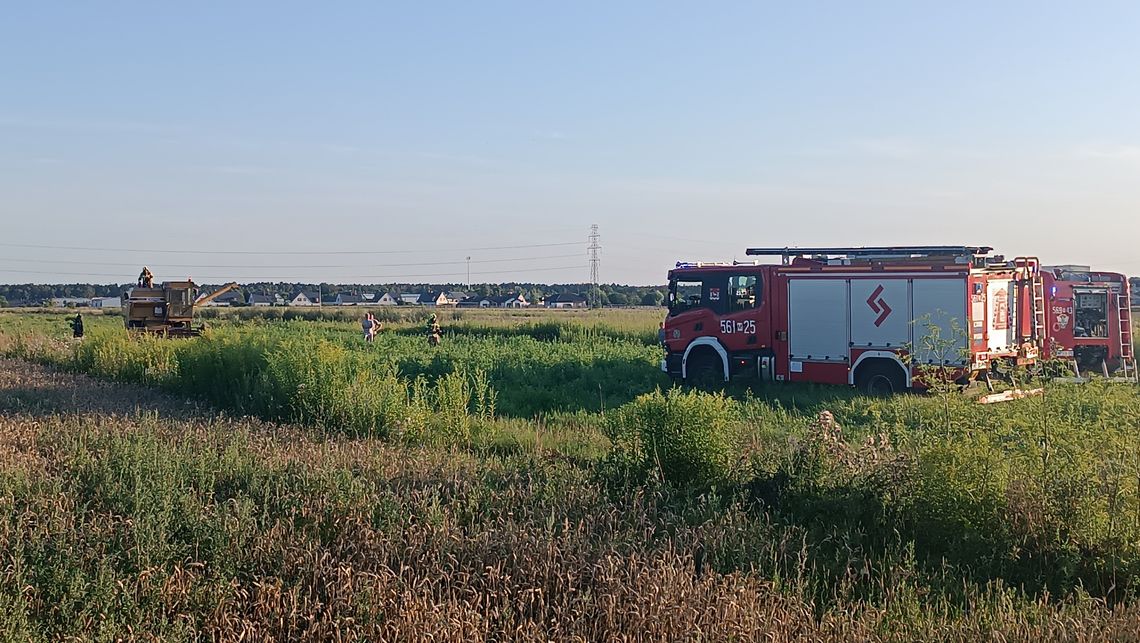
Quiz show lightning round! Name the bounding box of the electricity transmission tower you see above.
[587,224,601,308]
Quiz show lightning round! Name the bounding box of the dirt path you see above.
[0,358,206,418]
[0,358,431,474]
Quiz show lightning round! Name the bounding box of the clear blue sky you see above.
[2,2,1139,285]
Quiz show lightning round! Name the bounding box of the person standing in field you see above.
[71,312,84,338]
[427,313,441,346]
[362,312,375,343]
[368,313,383,341]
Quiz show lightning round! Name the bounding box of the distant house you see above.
[288,290,321,306]
[418,292,449,306]
[399,293,421,305]
[248,293,280,307]
[455,293,529,308]
[200,289,245,307]
[90,296,121,309]
[458,296,492,308]
[335,293,364,306]
[545,293,588,309]
[445,291,469,305]
[496,293,529,308]
[375,292,399,306]
[50,297,91,307]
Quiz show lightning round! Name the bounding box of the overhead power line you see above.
[0,264,586,282]
[0,253,584,269]
[350,264,585,280]
[0,241,583,255]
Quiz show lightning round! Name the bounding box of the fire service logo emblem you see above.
[866,285,892,327]
[1051,303,1074,332]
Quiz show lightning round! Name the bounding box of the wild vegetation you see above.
[2,308,1140,640]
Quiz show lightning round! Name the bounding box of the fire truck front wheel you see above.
[685,352,725,390]
[855,361,906,396]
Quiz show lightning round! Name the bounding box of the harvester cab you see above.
[122,279,239,337]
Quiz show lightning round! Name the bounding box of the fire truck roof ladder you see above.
[744,246,993,264]
[1118,293,1136,382]
[1013,257,1046,350]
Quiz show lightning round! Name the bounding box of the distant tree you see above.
[606,292,629,306]
[0,295,7,308]
[641,290,665,307]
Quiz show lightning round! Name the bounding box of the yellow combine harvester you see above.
[122,280,240,337]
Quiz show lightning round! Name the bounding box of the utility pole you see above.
[587,224,601,308]
[466,256,471,290]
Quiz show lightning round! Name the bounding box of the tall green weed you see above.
[604,388,745,487]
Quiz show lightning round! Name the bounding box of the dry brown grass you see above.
[3,359,1140,641]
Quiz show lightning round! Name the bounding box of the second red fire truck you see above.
[661,246,1135,393]
[1040,267,1134,378]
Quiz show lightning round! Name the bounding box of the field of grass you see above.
[2,308,1140,640]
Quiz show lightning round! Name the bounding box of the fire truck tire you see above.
[855,361,905,396]
[686,353,725,390]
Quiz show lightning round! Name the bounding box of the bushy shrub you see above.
[604,388,744,486]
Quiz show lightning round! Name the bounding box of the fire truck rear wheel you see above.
[856,362,905,396]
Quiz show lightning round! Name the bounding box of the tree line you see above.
[0,282,667,307]
[3,278,1136,309]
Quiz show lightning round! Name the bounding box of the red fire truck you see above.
[661,246,1061,394]
[1039,266,1135,379]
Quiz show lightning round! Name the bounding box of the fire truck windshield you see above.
[1074,290,1109,338]
[668,279,703,315]
[669,273,762,316]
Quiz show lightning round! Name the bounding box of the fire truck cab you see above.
[1040,266,1135,379]
[662,246,1049,394]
